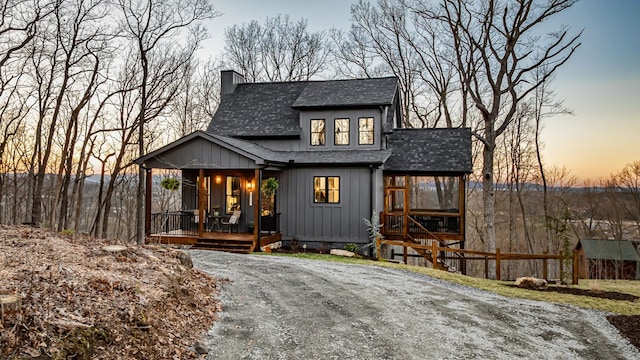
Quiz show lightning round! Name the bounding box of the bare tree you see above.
[167,58,220,137]
[528,66,573,252]
[571,178,604,240]
[0,0,52,224]
[418,0,581,278]
[117,0,218,243]
[224,14,330,82]
[600,176,626,240]
[51,0,113,231]
[615,161,640,234]
[333,0,473,128]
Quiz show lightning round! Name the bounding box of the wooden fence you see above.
[377,239,577,284]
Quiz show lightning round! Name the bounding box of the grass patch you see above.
[256,252,640,315]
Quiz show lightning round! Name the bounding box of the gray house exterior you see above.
[137,70,472,254]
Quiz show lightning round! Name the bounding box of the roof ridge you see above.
[235,76,398,86]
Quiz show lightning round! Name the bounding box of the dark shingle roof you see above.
[385,128,472,173]
[207,76,398,138]
[292,77,397,109]
[279,150,392,165]
[207,82,306,138]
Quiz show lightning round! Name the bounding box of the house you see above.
[136,70,472,262]
[575,239,640,280]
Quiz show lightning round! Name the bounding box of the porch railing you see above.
[381,212,460,236]
[150,211,198,236]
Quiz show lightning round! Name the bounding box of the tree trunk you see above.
[136,51,149,245]
[482,136,497,279]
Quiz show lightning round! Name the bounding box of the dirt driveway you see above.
[191,251,639,360]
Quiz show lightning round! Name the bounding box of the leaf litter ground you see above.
[2,225,638,357]
[0,226,222,359]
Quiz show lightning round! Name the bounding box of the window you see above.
[196,175,211,213]
[358,117,374,145]
[313,176,340,204]
[310,119,325,146]
[225,176,241,214]
[334,118,349,145]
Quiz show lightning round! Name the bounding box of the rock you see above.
[260,241,282,252]
[194,341,208,354]
[515,276,548,290]
[102,245,127,254]
[177,251,193,269]
[330,249,356,258]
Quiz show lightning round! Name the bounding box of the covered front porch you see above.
[137,131,286,252]
[148,227,282,253]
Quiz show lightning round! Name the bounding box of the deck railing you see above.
[380,212,465,272]
[151,211,280,236]
[150,211,198,236]
[381,213,461,237]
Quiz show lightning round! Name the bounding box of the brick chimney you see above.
[220,70,245,97]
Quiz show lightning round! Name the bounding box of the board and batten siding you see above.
[252,108,384,152]
[144,137,256,169]
[279,167,373,244]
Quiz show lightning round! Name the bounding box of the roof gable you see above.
[136,131,286,169]
[385,128,472,174]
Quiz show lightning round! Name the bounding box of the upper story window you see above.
[313,176,340,204]
[310,119,325,146]
[334,118,350,145]
[358,117,374,145]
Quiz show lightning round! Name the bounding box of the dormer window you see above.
[311,119,325,146]
[334,118,350,145]
[358,117,374,145]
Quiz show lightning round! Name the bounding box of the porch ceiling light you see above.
[215,175,222,184]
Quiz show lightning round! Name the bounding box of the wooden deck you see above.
[148,231,282,253]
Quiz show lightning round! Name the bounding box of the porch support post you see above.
[572,250,579,285]
[403,175,409,238]
[459,175,467,275]
[253,168,262,251]
[254,168,260,251]
[459,175,466,238]
[198,169,205,238]
[144,168,152,239]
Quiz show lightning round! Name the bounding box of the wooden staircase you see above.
[383,215,464,273]
[406,233,457,272]
[192,237,254,253]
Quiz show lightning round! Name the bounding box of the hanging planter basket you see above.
[160,177,181,191]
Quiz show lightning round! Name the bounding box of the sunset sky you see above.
[202,0,640,183]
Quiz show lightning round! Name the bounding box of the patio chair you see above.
[221,210,241,233]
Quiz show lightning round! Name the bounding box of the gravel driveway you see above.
[191,251,639,360]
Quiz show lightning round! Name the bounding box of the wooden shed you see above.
[575,239,640,280]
